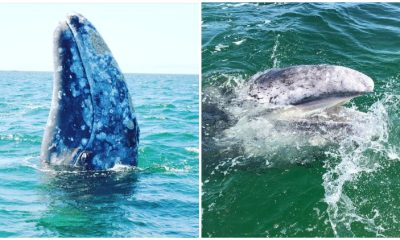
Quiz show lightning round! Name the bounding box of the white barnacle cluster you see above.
[123,118,135,130]
[70,82,80,97]
[57,90,63,100]
[81,138,88,145]
[95,121,103,130]
[96,132,107,140]
[69,47,86,81]
[48,127,71,164]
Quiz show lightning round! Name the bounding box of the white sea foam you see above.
[185,147,199,153]
[233,39,246,45]
[387,146,399,160]
[214,44,229,52]
[271,34,280,68]
[110,163,137,172]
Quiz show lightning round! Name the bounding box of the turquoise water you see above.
[202,3,400,237]
[0,72,199,237]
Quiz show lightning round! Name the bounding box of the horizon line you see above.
[0,69,199,76]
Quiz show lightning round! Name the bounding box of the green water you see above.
[0,72,199,237]
[202,3,400,237]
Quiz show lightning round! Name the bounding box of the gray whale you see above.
[203,65,376,155]
[41,13,139,170]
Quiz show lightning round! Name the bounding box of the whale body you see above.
[203,64,376,155]
[40,13,139,170]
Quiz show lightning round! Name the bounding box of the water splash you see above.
[271,34,281,68]
[322,96,395,237]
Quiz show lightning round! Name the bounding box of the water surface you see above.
[0,72,199,237]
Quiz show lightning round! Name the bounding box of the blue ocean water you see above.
[0,72,199,237]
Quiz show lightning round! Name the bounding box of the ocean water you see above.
[0,72,199,237]
[202,3,400,237]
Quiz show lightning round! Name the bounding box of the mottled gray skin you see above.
[248,65,374,107]
[244,64,375,135]
[41,13,139,170]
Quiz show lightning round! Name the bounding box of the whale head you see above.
[248,64,374,114]
[41,13,139,170]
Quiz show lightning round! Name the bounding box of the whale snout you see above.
[65,12,87,31]
[54,13,86,41]
[358,72,374,93]
[339,66,374,95]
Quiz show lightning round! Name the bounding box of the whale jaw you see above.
[41,13,139,170]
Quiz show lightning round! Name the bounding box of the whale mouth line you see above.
[292,91,367,106]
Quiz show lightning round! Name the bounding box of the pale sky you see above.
[0,3,199,74]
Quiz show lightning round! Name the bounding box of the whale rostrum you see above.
[247,64,374,117]
[40,13,139,170]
